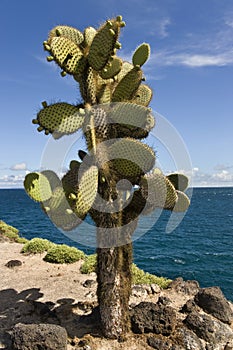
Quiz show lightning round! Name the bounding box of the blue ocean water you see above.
[0,187,233,300]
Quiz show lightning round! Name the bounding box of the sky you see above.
[0,0,233,188]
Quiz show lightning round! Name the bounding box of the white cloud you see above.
[157,18,171,38]
[10,162,27,171]
[0,174,25,188]
[184,167,233,187]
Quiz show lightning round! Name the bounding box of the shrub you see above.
[3,231,19,241]
[44,244,85,264]
[131,264,171,288]
[16,237,29,244]
[0,220,19,234]
[21,238,55,254]
[80,254,97,274]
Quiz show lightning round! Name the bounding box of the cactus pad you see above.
[109,138,155,178]
[83,26,97,47]
[132,43,150,67]
[100,57,122,79]
[88,18,121,71]
[167,173,189,192]
[112,67,143,102]
[74,165,99,216]
[41,170,61,191]
[140,173,178,212]
[131,84,153,106]
[173,190,190,212]
[49,36,85,75]
[36,102,85,138]
[48,25,84,46]
[24,172,52,202]
[110,102,153,129]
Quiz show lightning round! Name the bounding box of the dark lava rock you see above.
[180,299,198,314]
[82,279,96,288]
[11,323,67,350]
[5,260,22,268]
[172,326,205,350]
[194,287,233,324]
[131,301,176,335]
[184,311,233,345]
[147,336,171,349]
[168,277,199,296]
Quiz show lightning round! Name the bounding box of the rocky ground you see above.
[1,238,233,349]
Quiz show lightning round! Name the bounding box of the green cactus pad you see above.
[167,173,189,192]
[83,26,97,47]
[110,102,153,129]
[97,83,112,104]
[112,67,143,102]
[77,67,97,104]
[36,102,85,138]
[140,173,178,212]
[48,25,84,46]
[173,190,190,212]
[62,168,79,195]
[88,18,121,71]
[49,36,85,75]
[41,170,61,191]
[100,57,122,79]
[24,172,52,202]
[131,84,153,106]
[74,165,99,216]
[132,43,150,67]
[45,187,84,230]
[116,61,134,82]
[109,138,155,178]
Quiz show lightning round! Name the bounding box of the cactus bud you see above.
[116,15,123,22]
[69,193,77,200]
[109,29,115,36]
[79,108,85,115]
[56,28,62,36]
[47,56,54,62]
[41,101,48,108]
[61,71,67,77]
[66,209,73,214]
[44,130,50,135]
[120,21,126,27]
[44,206,50,212]
[106,20,113,27]
[115,41,121,49]
[37,126,44,132]
[43,44,51,51]
[32,119,39,124]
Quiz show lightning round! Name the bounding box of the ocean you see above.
[0,187,233,300]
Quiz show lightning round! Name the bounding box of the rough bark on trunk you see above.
[96,239,133,339]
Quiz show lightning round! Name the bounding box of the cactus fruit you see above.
[48,25,84,46]
[36,102,85,138]
[24,172,53,202]
[132,43,150,67]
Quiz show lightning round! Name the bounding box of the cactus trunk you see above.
[96,240,132,339]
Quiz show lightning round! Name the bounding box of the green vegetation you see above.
[43,244,85,263]
[21,237,55,254]
[80,254,97,274]
[0,220,28,243]
[131,263,171,289]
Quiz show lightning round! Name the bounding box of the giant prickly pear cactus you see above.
[24,16,190,339]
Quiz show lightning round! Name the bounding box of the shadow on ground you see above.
[0,288,101,349]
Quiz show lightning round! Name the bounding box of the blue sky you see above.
[0,0,233,188]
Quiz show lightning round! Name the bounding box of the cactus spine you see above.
[24,16,190,340]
